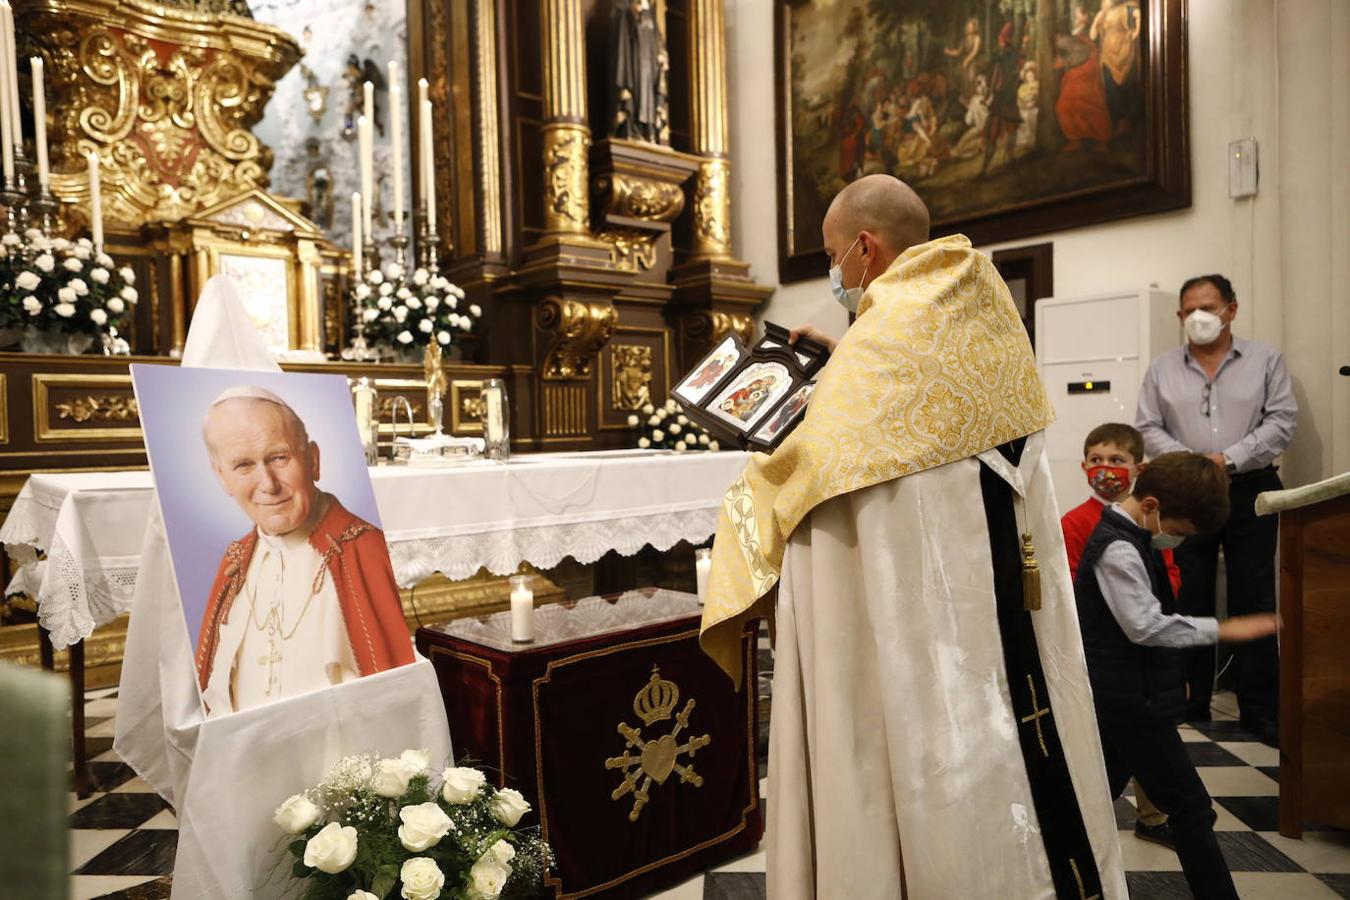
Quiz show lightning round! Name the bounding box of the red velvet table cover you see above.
[415,590,762,898]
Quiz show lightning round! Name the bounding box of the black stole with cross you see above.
[979,437,1105,900]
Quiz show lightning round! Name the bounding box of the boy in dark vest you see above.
[1075,452,1278,899]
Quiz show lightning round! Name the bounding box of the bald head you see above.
[822,176,930,300]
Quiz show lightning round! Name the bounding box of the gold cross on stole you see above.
[1019,674,1051,758]
[1070,858,1101,900]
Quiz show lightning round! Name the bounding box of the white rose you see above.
[669,423,682,435]
[406,296,422,309]
[15,270,39,291]
[397,802,453,852]
[273,794,321,834]
[490,788,531,826]
[72,244,91,260]
[678,415,689,425]
[23,227,43,240]
[120,286,138,303]
[430,276,447,290]
[665,399,678,413]
[642,403,655,415]
[452,286,466,299]
[637,437,650,449]
[397,287,412,299]
[52,238,70,251]
[372,757,421,798]
[413,268,429,286]
[648,415,660,426]
[424,296,439,311]
[63,256,83,272]
[651,429,664,442]
[400,748,433,771]
[91,267,111,285]
[459,317,473,333]
[393,306,408,323]
[57,288,76,304]
[399,857,446,900]
[626,415,639,427]
[354,283,372,300]
[441,766,486,805]
[397,330,414,345]
[95,253,114,268]
[1,232,20,246]
[675,441,687,452]
[698,434,709,445]
[709,440,720,451]
[377,296,393,311]
[76,237,93,248]
[367,269,384,284]
[90,309,108,326]
[418,318,433,334]
[469,304,482,317]
[107,297,126,314]
[303,822,358,874]
[447,295,458,310]
[437,330,451,346]
[69,278,89,296]
[348,892,379,900]
[118,266,135,285]
[34,253,54,272]
[363,308,379,322]
[379,282,394,297]
[383,262,404,280]
[483,839,516,865]
[21,296,41,314]
[466,858,512,900]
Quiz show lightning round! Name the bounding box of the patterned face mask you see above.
[1086,464,1132,498]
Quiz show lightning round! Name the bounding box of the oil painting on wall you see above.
[776,0,1189,282]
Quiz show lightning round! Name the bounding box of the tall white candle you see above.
[388,61,403,235]
[695,548,713,605]
[350,191,363,279]
[86,151,103,250]
[363,80,374,125]
[421,98,436,231]
[358,115,373,236]
[509,576,534,643]
[0,1,16,183]
[417,78,429,209]
[30,57,47,187]
[2,2,18,160]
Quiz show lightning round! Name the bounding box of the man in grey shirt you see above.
[1135,274,1297,745]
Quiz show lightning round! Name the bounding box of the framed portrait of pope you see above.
[131,365,414,718]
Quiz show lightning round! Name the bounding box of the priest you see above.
[196,386,414,716]
[700,175,1127,898]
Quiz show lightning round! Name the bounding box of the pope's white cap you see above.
[209,384,290,409]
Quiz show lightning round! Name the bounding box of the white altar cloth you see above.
[1,450,750,649]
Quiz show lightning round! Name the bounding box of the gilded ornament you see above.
[595,228,657,273]
[594,173,684,223]
[691,157,732,257]
[542,124,591,234]
[610,344,653,410]
[604,667,711,822]
[536,297,617,380]
[55,395,140,424]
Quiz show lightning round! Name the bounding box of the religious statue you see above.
[305,139,335,229]
[424,339,449,433]
[343,54,386,139]
[611,344,653,410]
[609,0,670,145]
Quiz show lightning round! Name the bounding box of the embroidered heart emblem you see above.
[640,734,678,785]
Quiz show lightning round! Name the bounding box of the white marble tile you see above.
[1230,872,1343,899]
[1117,829,1183,871]
[648,874,707,899]
[140,808,179,830]
[1197,766,1279,797]
[69,874,160,900]
[91,748,123,764]
[69,827,130,870]
[1218,740,1280,767]
[83,698,119,718]
[85,717,118,738]
[1178,726,1209,743]
[1211,691,1240,720]
[1212,802,1249,832]
[1256,831,1350,874]
[111,776,155,794]
[69,791,104,814]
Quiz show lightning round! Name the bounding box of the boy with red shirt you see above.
[1061,422,1179,850]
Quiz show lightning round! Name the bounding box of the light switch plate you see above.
[1229,137,1258,198]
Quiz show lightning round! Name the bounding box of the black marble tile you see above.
[756,648,774,675]
[1258,766,1281,783]
[1215,831,1302,872]
[70,792,170,830]
[84,761,137,793]
[1113,796,1137,830]
[1216,796,1281,832]
[1318,874,1350,898]
[94,875,173,899]
[704,871,766,900]
[1125,871,1192,899]
[1187,719,1261,742]
[77,829,177,876]
[1185,742,1247,767]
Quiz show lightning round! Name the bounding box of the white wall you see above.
[724,0,1350,487]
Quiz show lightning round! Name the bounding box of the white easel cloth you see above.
[110,276,453,899]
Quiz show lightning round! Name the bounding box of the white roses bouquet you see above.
[276,750,552,899]
[0,230,137,348]
[627,398,719,453]
[351,262,480,357]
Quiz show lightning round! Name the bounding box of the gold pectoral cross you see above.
[259,637,282,698]
[1019,674,1051,758]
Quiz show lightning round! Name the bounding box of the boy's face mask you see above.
[1147,506,1185,550]
[1086,464,1133,498]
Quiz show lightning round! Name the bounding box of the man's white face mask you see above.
[1183,308,1225,346]
[829,236,868,313]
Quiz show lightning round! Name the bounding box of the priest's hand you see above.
[788,325,838,353]
[1217,612,1279,643]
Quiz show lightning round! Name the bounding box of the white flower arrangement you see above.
[627,400,720,453]
[276,750,552,899]
[1,232,137,346]
[351,263,478,356]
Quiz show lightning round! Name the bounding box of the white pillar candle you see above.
[695,548,713,605]
[509,576,534,643]
[358,115,373,237]
[86,151,103,250]
[421,98,436,231]
[350,191,363,279]
[30,57,47,187]
[389,75,403,234]
[363,79,374,125]
[416,77,428,209]
[0,1,15,183]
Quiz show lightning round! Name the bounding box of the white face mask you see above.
[1148,508,1185,550]
[1183,308,1224,345]
[828,237,869,313]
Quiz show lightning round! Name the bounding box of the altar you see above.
[417,588,762,899]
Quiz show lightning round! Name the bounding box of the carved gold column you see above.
[539,0,592,238]
[669,0,770,373]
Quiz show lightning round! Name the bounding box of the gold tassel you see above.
[1021,532,1042,612]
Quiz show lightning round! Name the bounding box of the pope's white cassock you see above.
[700,235,1127,898]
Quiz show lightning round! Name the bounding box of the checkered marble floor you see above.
[69,683,1350,899]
